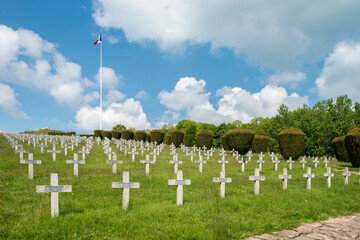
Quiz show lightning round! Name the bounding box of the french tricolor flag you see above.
[93,33,102,45]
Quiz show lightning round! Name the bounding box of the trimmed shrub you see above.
[102,131,112,139]
[183,135,190,147]
[121,129,134,140]
[145,134,151,143]
[278,129,305,160]
[332,137,350,162]
[345,128,360,167]
[222,135,231,150]
[150,129,165,143]
[196,130,214,149]
[166,134,172,145]
[134,130,147,141]
[251,135,270,153]
[226,129,254,154]
[94,129,102,139]
[111,130,122,139]
[65,131,76,136]
[171,129,184,148]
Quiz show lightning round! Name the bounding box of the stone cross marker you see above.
[238,157,247,172]
[36,173,72,218]
[278,168,292,190]
[169,155,182,174]
[323,158,329,168]
[140,155,154,175]
[218,159,228,171]
[168,170,191,206]
[273,156,280,171]
[106,154,123,174]
[112,171,140,210]
[195,156,207,173]
[16,149,28,161]
[78,146,88,160]
[342,167,351,185]
[150,149,159,162]
[247,152,253,161]
[313,158,319,168]
[128,148,139,162]
[20,153,41,179]
[188,151,195,162]
[256,158,265,171]
[270,152,275,161]
[249,168,265,195]
[303,167,315,190]
[213,169,232,198]
[38,143,47,154]
[219,151,226,160]
[300,157,307,169]
[323,167,334,188]
[66,154,85,177]
[47,145,61,161]
[287,157,294,170]
[61,144,71,156]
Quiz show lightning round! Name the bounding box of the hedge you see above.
[101,130,112,139]
[278,129,305,160]
[222,135,231,150]
[111,130,122,139]
[166,134,172,145]
[226,129,254,154]
[134,130,147,141]
[171,130,184,148]
[345,128,360,167]
[196,130,214,149]
[145,134,151,143]
[251,135,270,153]
[332,137,350,162]
[94,130,102,139]
[150,130,165,143]
[121,129,134,140]
[183,135,190,147]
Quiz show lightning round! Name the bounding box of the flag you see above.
[93,33,102,45]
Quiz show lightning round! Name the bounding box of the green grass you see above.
[1,133,360,239]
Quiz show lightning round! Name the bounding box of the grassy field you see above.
[1,133,360,239]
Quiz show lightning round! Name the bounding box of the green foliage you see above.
[183,135,191,147]
[166,134,172,145]
[112,124,126,131]
[221,135,230,150]
[162,123,175,136]
[176,120,198,146]
[145,133,151,143]
[278,129,305,160]
[251,135,270,153]
[214,123,234,148]
[48,131,75,136]
[332,137,350,162]
[195,130,214,149]
[226,129,255,154]
[121,129,134,140]
[94,129,103,139]
[111,130,121,139]
[134,130,147,141]
[345,128,360,167]
[150,129,165,143]
[101,131,112,139]
[170,129,184,147]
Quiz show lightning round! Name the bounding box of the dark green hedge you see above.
[332,137,350,162]
[166,134,172,145]
[226,129,254,154]
[251,135,270,153]
[94,130,102,139]
[111,130,122,139]
[222,135,230,150]
[150,130,164,143]
[278,129,305,160]
[102,131,112,139]
[134,130,147,141]
[196,130,214,149]
[171,130,184,147]
[345,128,360,167]
[183,135,190,147]
[121,129,134,140]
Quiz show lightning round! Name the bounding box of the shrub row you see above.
[277,129,305,160]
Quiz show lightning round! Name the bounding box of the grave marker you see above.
[169,155,182,174]
[195,156,207,173]
[66,154,85,177]
[20,153,41,180]
[168,170,191,206]
[303,167,315,190]
[106,154,123,174]
[323,167,334,188]
[112,171,140,210]
[140,155,154,175]
[278,168,292,190]
[238,157,248,172]
[287,157,294,170]
[342,167,351,185]
[213,169,231,198]
[249,168,265,195]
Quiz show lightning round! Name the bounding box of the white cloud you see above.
[158,77,308,124]
[0,83,30,119]
[95,66,121,89]
[267,72,306,89]
[76,98,151,131]
[92,0,360,70]
[107,34,121,44]
[103,89,125,107]
[316,41,360,101]
[135,90,147,99]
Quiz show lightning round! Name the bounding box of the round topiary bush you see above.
[278,129,305,160]
[171,129,184,148]
[251,135,270,153]
[183,135,190,147]
[102,130,112,139]
[196,130,214,149]
[111,130,122,139]
[332,137,350,162]
[166,134,172,145]
[222,135,230,150]
[145,133,151,142]
[134,130,147,141]
[226,129,255,154]
[345,128,360,167]
[121,129,134,140]
[150,129,165,143]
[94,129,102,139]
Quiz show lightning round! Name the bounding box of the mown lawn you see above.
[1,133,359,239]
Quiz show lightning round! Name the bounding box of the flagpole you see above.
[99,35,103,130]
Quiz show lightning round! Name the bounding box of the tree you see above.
[113,124,126,131]
[176,120,198,146]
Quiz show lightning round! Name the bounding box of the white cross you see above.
[112,172,140,210]
[140,155,155,175]
[270,152,275,161]
[66,154,85,177]
[256,158,265,171]
[273,156,280,171]
[78,146,89,160]
[238,157,247,172]
[168,170,191,206]
[278,168,292,190]
[249,168,265,195]
[303,167,315,190]
[313,158,319,168]
[61,144,71,156]
[300,156,307,169]
[36,173,72,218]
[106,154,123,174]
[195,156,207,173]
[188,151,196,162]
[247,152,253,161]
[218,159,228,171]
[20,153,41,179]
[150,150,159,162]
[323,158,329,168]
[169,155,182,174]
[342,167,351,185]
[37,143,47,154]
[323,167,334,188]
[15,149,28,161]
[287,157,294,170]
[204,151,211,160]
[213,169,232,198]
[47,145,61,161]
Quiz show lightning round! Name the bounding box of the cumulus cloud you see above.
[92,0,360,70]
[267,72,306,89]
[316,41,360,101]
[75,98,151,131]
[135,90,147,99]
[103,89,125,107]
[0,83,30,119]
[158,77,308,124]
[95,66,121,89]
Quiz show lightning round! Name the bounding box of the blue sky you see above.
[1,1,360,133]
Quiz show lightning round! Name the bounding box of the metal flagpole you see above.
[100,33,103,130]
